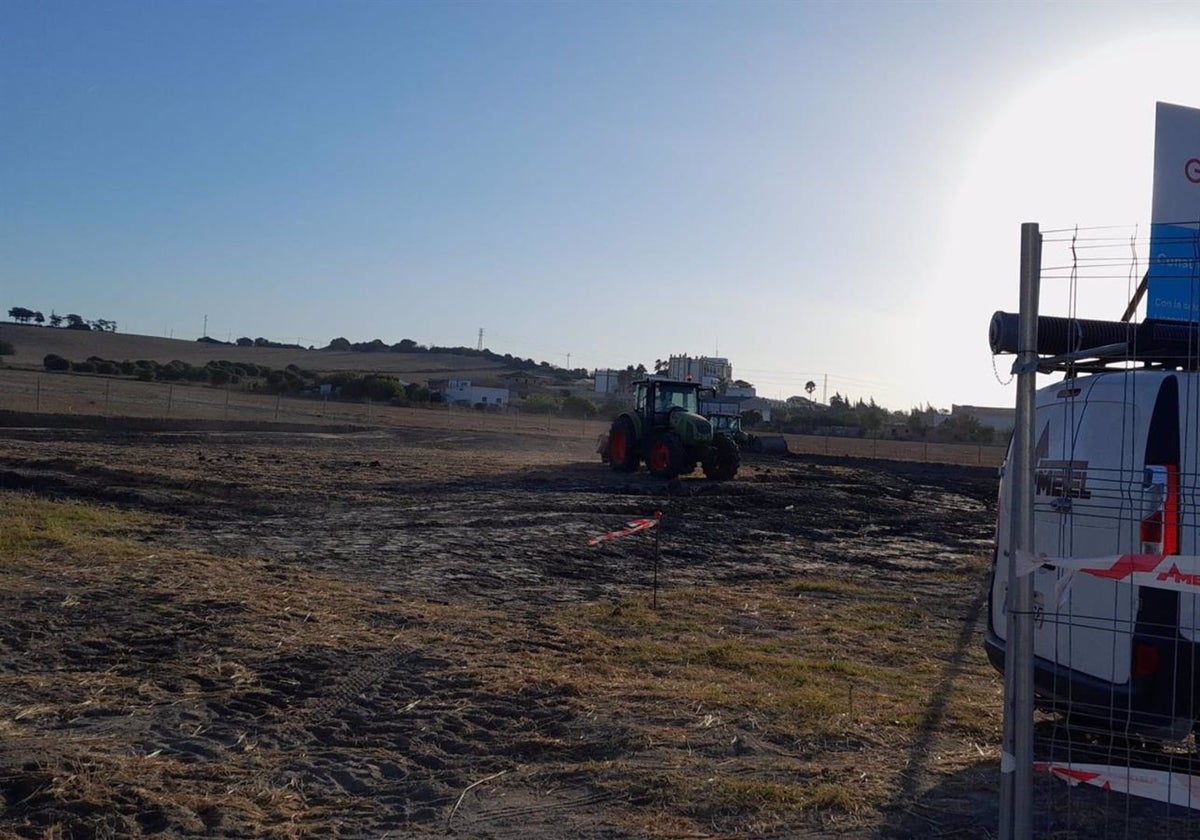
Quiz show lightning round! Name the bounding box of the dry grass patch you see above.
[521,569,1001,835]
[0,493,145,556]
[0,492,1002,838]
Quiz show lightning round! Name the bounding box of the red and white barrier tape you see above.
[1035,761,1200,810]
[1017,550,1200,595]
[588,513,662,546]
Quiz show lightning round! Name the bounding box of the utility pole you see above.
[823,374,828,405]
[566,352,571,369]
[477,328,484,351]
[203,314,208,338]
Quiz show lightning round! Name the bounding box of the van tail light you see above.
[1140,511,1164,554]
[1132,464,1178,683]
[1133,643,1161,677]
[1140,465,1180,556]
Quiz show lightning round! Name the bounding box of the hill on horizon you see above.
[0,323,562,386]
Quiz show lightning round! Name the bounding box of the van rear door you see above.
[992,374,1165,686]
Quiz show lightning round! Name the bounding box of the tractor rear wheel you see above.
[645,431,684,479]
[702,435,741,480]
[608,417,639,473]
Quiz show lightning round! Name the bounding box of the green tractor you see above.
[601,378,740,480]
[706,411,790,455]
[707,412,751,449]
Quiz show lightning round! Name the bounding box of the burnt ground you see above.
[1,421,1194,838]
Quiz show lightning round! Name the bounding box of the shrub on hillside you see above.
[0,340,14,357]
[158,361,188,381]
[338,375,403,402]
[43,354,70,371]
[561,395,597,418]
[521,393,560,415]
[404,382,432,402]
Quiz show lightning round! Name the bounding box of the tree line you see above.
[748,393,1002,445]
[40,352,440,404]
[323,336,588,383]
[8,307,116,332]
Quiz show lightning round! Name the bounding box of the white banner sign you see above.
[1037,762,1200,810]
[1016,549,1200,595]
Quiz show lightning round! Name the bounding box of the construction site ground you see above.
[0,411,1190,838]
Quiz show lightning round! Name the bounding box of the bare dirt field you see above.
[0,411,1193,839]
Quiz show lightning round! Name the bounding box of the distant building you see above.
[699,395,743,416]
[698,394,774,423]
[952,404,1015,433]
[740,396,773,423]
[594,369,623,394]
[500,370,552,398]
[725,379,756,398]
[667,354,732,388]
[441,379,510,409]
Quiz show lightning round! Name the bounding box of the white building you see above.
[443,379,510,409]
[724,379,756,398]
[667,355,732,388]
[594,369,623,394]
[952,404,1015,433]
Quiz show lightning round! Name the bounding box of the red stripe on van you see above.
[1082,553,1165,580]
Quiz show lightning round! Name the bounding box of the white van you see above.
[985,370,1200,739]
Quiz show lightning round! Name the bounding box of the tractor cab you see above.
[636,379,702,425]
[708,413,743,436]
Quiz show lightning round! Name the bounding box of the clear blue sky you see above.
[3,1,1198,410]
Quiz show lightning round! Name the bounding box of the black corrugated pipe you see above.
[989,311,1200,369]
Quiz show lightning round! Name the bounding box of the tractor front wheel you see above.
[608,417,639,473]
[645,432,684,479]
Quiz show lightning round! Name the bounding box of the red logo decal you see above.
[1186,158,1200,184]
[1157,563,1200,586]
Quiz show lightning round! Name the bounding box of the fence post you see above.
[36,376,41,412]
[224,389,230,420]
[167,385,173,416]
[275,394,281,421]
[999,222,1040,840]
[104,380,110,416]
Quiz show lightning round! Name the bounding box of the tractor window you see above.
[657,387,697,414]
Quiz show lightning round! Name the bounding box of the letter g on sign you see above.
[1186,158,1200,184]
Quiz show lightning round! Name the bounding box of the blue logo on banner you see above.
[1147,222,1200,321]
